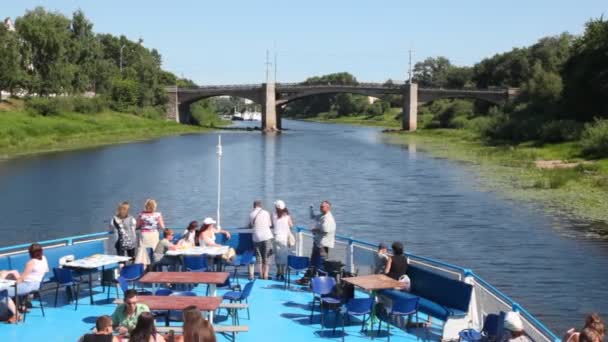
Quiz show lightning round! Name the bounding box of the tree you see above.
[68,9,101,93]
[521,63,563,104]
[413,56,452,87]
[562,17,608,121]
[0,25,24,94]
[445,66,473,88]
[15,7,74,95]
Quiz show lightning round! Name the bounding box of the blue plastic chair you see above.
[341,297,375,338]
[52,267,81,310]
[285,255,310,289]
[120,263,144,287]
[155,288,173,296]
[115,276,151,297]
[230,250,255,284]
[166,291,197,326]
[183,255,208,272]
[151,288,173,319]
[378,296,419,341]
[309,276,341,327]
[222,280,255,324]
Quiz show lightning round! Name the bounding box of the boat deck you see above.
[0,276,439,341]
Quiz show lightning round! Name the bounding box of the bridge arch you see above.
[180,94,262,124]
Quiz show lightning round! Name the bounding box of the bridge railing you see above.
[168,83,509,94]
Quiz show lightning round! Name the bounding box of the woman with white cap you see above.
[503,311,532,342]
[197,217,234,265]
[271,200,294,280]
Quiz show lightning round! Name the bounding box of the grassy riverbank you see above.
[0,101,209,158]
[304,114,608,231]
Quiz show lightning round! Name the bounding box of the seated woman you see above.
[180,221,199,247]
[171,305,216,342]
[129,312,165,342]
[153,229,178,270]
[385,241,408,280]
[0,243,49,311]
[197,217,235,263]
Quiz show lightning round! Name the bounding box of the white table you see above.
[0,279,16,292]
[166,246,228,256]
[64,254,131,269]
[63,254,131,304]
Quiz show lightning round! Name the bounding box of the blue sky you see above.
[4,1,607,84]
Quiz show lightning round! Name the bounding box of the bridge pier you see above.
[166,87,180,123]
[402,83,418,131]
[262,83,279,132]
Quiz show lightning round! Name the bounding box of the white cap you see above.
[504,311,524,332]
[274,200,286,210]
[202,217,216,225]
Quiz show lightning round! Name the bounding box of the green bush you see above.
[465,116,495,134]
[539,120,583,143]
[110,78,138,112]
[139,106,164,120]
[449,114,470,129]
[419,113,437,128]
[319,111,339,120]
[25,97,72,116]
[580,119,608,158]
[72,97,107,114]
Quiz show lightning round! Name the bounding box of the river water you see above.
[0,120,606,332]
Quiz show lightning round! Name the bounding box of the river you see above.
[0,119,606,332]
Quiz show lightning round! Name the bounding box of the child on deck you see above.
[374,243,390,274]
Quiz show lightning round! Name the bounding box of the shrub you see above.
[72,96,106,114]
[319,111,338,120]
[465,116,495,134]
[110,78,138,112]
[25,97,72,116]
[580,119,608,158]
[139,106,164,120]
[539,120,583,143]
[419,113,436,129]
[477,113,515,141]
[449,114,470,129]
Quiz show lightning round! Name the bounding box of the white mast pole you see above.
[216,135,223,228]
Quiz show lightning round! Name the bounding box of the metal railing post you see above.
[347,238,355,274]
[296,227,304,257]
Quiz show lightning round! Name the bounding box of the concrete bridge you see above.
[166,83,517,132]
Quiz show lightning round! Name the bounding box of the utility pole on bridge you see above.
[408,48,414,84]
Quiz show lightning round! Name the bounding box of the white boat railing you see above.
[294,226,560,342]
[0,228,559,341]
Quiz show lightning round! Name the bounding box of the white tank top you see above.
[272,214,291,244]
[24,256,49,283]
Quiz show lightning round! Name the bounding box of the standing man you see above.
[296,200,336,285]
[249,200,273,280]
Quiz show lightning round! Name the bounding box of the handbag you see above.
[287,231,296,247]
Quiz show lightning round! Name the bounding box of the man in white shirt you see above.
[296,200,336,285]
[249,200,273,280]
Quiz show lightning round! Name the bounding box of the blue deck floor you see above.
[0,276,440,341]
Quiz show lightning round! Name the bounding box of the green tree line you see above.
[0,7,185,113]
[283,17,608,156]
[282,72,392,119]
